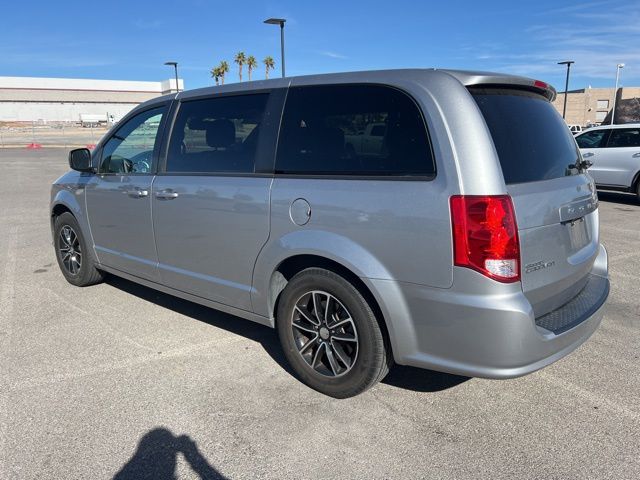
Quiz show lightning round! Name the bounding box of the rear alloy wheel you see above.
[291,290,359,378]
[277,268,391,398]
[53,212,104,287]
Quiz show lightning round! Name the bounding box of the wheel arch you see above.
[631,169,640,194]
[50,188,93,249]
[267,254,395,361]
[51,202,73,223]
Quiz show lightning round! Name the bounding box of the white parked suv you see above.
[575,124,640,199]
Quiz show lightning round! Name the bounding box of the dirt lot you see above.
[0,124,109,148]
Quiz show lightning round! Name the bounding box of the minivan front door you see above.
[85,105,168,281]
[152,93,278,312]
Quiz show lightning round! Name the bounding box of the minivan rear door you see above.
[471,88,600,317]
[597,127,640,187]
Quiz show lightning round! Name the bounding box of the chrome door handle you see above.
[582,152,595,158]
[125,189,148,198]
[155,190,179,200]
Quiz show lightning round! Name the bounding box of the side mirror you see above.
[68,148,94,172]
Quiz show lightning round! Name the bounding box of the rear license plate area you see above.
[568,217,589,250]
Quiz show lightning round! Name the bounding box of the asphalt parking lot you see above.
[1,148,639,479]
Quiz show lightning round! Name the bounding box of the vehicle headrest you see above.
[205,119,235,148]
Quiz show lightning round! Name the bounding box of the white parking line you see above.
[538,370,640,424]
[0,225,18,476]
[9,335,248,392]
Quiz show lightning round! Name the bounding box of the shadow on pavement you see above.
[597,191,639,206]
[113,428,226,480]
[106,275,468,394]
[383,366,468,392]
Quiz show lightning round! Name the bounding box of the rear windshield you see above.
[471,88,580,184]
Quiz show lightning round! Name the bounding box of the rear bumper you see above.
[369,244,609,379]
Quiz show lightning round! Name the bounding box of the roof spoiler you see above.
[442,70,557,102]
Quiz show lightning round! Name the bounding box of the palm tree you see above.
[246,55,257,81]
[210,66,221,86]
[263,56,275,79]
[218,61,230,85]
[234,51,246,82]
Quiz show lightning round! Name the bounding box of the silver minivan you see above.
[575,123,640,199]
[51,69,609,398]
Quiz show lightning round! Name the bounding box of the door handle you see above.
[582,152,595,158]
[125,189,148,198]
[155,190,179,200]
[633,152,640,158]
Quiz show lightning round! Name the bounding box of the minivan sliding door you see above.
[152,91,281,312]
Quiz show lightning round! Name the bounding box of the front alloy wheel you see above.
[53,212,104,287]
[58,225,82,275]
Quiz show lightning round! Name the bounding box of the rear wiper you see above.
[569,157,592,172]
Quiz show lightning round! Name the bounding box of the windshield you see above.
[471,88,580,184]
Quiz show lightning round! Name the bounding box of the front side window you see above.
[606,128,640,148]
[576,130,608,149]
[166,94,269,173]
[100,106,166,174]
[275,85,435,176]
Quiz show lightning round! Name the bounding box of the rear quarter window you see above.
[275,84,435,177]
[606,128,640,148]
[471,88,580,185]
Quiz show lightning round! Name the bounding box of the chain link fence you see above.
[0,122,111,149]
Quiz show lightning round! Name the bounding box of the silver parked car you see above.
[575,124,640,199]
[51,69,609,398]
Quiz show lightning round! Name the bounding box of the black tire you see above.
[277,268,391,398]
[53,212,104,287]
[635,180,640,202]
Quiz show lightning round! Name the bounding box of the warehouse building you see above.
[552,86,640,126]
[0,76,183,123]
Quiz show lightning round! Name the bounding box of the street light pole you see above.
[557,60,574,119]
[611,63,625,125]
[264,18,286,77]
[164,61,180,92]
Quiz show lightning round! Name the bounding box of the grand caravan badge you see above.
[525,260,556,274]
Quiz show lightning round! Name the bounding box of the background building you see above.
[552,86,640,126]
[0,76,184,123]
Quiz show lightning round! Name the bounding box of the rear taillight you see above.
[450,195,520,283]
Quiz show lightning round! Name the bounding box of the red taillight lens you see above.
[450,195,521,283]
[533,79,549,90]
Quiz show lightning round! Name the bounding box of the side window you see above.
[100,106,166,174]
[606,129,640,148]
[275,85,435,176]
[166,94,269,173]
[576,130,608,149]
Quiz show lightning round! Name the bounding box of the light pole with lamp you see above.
[164,61,180,93]
[264,18,286,77]
[611,63,624,125]
[557,60,574,119]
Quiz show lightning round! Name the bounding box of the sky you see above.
[1,0,639,92]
